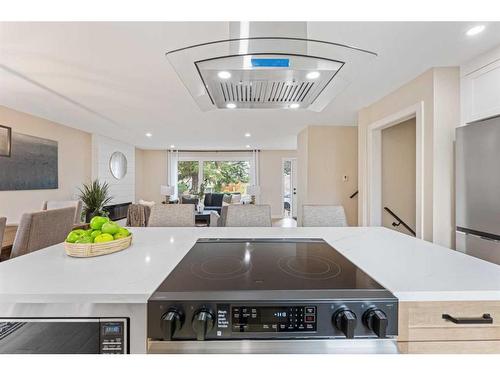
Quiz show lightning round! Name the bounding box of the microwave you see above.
[0,318,128,354]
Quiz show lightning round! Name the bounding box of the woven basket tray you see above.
[64,235,133,258]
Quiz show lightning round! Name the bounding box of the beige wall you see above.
[358,67,459,247]
[135,149,167,203]
[297,126,358,226]
[0,105,91,223]
[258,150,297,217]
[382,118,416,234]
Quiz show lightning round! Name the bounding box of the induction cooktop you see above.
[153,238,386,294]
[148,239,398,341]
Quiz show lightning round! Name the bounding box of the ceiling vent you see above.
[166,26,377,111]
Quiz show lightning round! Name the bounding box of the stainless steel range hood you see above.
[166,22,377,111]
[197,54,343,109]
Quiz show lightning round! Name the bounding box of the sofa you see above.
[203,193,225,214]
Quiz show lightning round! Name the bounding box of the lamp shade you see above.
[246,185,260,195]
[160,185,175,196]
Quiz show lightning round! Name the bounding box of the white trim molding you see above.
[364,101,425,239]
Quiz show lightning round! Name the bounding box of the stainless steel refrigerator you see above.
[456,116,500,265]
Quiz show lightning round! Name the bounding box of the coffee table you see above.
[195,210,218,227]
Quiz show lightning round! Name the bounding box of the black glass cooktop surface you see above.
[155,238,384,292]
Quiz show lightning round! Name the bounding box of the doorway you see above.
[365,102,424,239]
[282,158,297,218]
[381,118,416,236]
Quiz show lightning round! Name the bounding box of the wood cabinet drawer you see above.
[398,340,500,354]
[398,301,500,342]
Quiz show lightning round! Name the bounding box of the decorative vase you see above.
[85,211,98,224]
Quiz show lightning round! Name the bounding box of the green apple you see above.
[117,227,130,237]
[89,216,109,230]
[75,235,92,244]
[66,230,83,243]
[90,230,102,240]
[94,233,115,243]
[101,222,120,235]
[113,232,128,240]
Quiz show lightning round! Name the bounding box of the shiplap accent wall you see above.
[91,134,135,205]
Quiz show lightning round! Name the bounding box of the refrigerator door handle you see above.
[457,227,500,243]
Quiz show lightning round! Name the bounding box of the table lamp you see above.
[246,185,260,204]
[160,185,175,204]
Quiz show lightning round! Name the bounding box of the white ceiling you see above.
[1,22,500,150]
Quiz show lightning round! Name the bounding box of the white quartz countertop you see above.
[1,226,500,304]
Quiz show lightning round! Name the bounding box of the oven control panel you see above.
[147,300,398,341]
[231,306,316,332]
[99,319,128,354]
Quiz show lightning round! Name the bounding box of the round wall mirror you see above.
[109,151,127,179]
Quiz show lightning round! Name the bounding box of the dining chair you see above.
[148,204,195,227]
[224,204,272,227]
[41,200,83,224]
[10,207,76,259]
[302,205,348,227]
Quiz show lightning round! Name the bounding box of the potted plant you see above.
[78,179,113,223]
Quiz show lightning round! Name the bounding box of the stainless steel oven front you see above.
[0,318,128,354]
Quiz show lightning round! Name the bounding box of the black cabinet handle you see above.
[442,313,493,324]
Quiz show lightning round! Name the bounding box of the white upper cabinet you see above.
[461,45,500,124]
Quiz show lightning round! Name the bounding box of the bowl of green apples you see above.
[64,216,132,257]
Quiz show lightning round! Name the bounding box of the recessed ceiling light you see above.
[170,144,175,149]
[145,132,152,137]
[289,103,300,109]
[306,71,320,80]
[466,25,485,36]
[245,144,251,148]
[218,71,231,79]
[226,103,236,109]
[244,132,251,138]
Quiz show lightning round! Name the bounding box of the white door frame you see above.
[282,157,297,218]
[364,101,425,239]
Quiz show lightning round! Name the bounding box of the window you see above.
[177,160,199,195]
[175,154,254,196]
[203,161,250,194]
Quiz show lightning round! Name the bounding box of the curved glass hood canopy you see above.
[166,36,377,112]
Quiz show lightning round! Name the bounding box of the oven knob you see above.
[333,308,357,339]
[192,309,215,341]
[161,309,183,340]
[363,308,388,338]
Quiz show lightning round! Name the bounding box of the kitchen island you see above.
[1,226,500,353]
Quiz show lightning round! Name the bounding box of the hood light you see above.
[289,103,300,109]
[306,71,320,80]
[218,71,231,79]
[226,103,236,109]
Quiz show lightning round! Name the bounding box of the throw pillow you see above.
[231,193,241,203]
